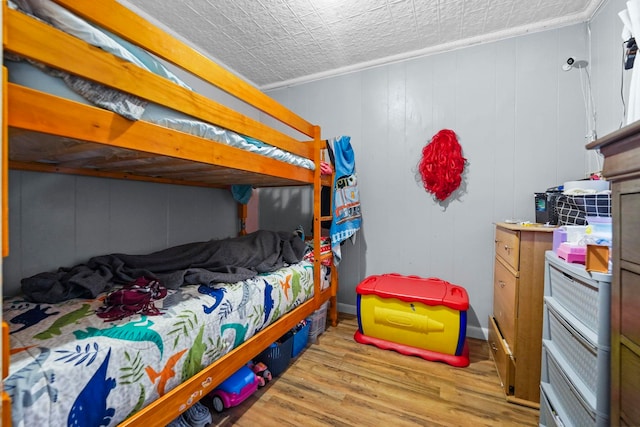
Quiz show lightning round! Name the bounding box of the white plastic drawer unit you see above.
[540,251,612,427]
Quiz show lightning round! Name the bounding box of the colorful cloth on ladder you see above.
[328,136,361,265]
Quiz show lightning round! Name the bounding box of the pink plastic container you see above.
[557,242,586,264]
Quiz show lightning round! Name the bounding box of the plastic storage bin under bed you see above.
[255,335,293,378]
[291,319,311,358]
[309,301,329,343]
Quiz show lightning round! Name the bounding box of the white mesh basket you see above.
[547,307,597,395]
[545,348,596,427]
[548,265,599,333]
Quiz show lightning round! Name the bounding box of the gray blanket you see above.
[21,230,307,303]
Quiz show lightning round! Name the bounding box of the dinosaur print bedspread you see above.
[4,261,315,427]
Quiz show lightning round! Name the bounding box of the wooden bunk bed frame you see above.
[0,0,339,425]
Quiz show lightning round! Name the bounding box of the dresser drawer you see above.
[493,257,517,348]
[621,192,640,264]
[620,344,640,426]
[495,227,520,270]
[621,269,640,347]
[489,316,513,395]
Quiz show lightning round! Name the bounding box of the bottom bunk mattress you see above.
[4,260,315,427]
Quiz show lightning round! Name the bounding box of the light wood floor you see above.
[205,314,539,427]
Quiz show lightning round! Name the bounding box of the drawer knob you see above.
[499,280,506,288]
[490,342,498,352]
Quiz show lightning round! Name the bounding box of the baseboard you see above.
[337,303,488,341]
[466,325,488,341]
[337,302,357,316]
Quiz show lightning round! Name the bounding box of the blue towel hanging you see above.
[328,136,361,264]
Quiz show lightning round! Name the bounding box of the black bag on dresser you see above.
[556,193,612,225]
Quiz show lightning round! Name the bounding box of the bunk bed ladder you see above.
[1,66,9,427]
[313,136,339,327]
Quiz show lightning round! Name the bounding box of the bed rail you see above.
[7,83,313,187]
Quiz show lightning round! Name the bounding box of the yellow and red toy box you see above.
[354,273,469,367]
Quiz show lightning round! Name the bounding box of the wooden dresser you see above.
[489,222,554,408]
[588,122,640,426]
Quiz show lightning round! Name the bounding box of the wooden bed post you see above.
[312,128,323,312]
[238,202,247,236]
[312,129,339,326]
[2,66,7,257]
[2,322,10,426]
[1,65,9,427]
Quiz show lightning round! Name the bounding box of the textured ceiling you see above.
[123,0,605,89]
